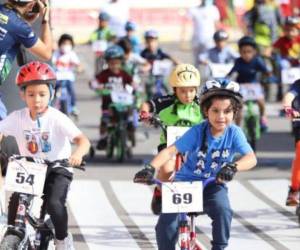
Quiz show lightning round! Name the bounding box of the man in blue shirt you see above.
[134,78,257,250]
[0,0,52,118]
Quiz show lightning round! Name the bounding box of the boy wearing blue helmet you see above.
[122,21,141,54]
[94,45,133,150]
[141,30,179,65]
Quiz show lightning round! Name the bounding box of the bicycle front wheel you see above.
[0,234,22,250]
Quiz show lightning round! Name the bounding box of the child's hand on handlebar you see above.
[133,164,155,185]
[284,106,300,119]
[216,163,237,184]
[68,153,83,167]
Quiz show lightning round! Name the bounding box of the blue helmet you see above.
[125,21,136,31]
[200,78,243,106]
[98,12,110,21]
[144,29,158,39]
[104,45,125,60]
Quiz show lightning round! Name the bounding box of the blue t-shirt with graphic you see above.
[0,4,38,83]
[228,56,268,83]
[174,120,252,181]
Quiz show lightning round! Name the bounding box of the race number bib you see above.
[5,159,47,196]
[162,182,203,213]
[92,40,108,53]
[111,90,134,106]
[152,60,173,76]
[281,68,300,85]
[240,84,264,101]
[209,63,233,78]
[167,126,190,147]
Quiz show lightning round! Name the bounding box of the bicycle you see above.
[143,177,215,250]
[240,83,264,151]
[0,155,85,250]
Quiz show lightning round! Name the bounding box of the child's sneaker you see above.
[55,233,75,250]
[151,186,162,215]
[286,186,299,206]
[96,137,107,150]
[260,116,268,133]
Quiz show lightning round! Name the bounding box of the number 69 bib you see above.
[5,159,47,196]
[162,182,203,213]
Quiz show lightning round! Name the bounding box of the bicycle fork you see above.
[178,213,203,250]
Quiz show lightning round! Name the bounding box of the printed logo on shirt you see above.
[28,31,35,38]
[24,129,52,154]
[0,13,8,24]
[0,27,7,40]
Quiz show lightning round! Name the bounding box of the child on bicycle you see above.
[141,30,179,65]
[273,16,300,69]
[198,29,238,65]
[134,78,257,250]
[52,33,83,117]
[282,78,300,206]
[0,61,90,250]
[139,63,203,215]
[122,21,141,54]
[227,36,272,131]
[89,11,114,45]
[94,45,134,150]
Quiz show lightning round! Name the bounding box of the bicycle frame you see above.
[152,178,214,250]
[1,156,85,250]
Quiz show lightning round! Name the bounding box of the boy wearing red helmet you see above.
[0,61,90,250]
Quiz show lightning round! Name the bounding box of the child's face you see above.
[145,38,158,51]
[60,40,73,53]
[108,58,122,73]
[286,26,299,39]
[23,84,50,117]
[239,45,256,62]
[215,40,227,49]
[99,20,108,28]
[205,98,234,135]
[175,87,197,104]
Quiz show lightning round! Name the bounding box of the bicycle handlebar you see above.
[10,155,86,171]
[150,177,216,189]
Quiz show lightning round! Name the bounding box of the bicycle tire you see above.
[106,133,114,159]
[296,205,300,227]
[0,234,22,250]
[116,129,126,162]
[246,115,257,151]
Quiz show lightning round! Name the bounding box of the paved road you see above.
[1,43,299,249]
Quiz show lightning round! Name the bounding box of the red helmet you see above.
[16,61,56,88]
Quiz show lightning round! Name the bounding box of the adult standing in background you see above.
[102,0,129,38]
[187,0,220,66]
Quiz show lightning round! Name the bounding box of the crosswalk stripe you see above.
[68,180,140,250]
[249,179,295,214]
[110,181,158,249]
[228,181,299,250]
[3,179,296,249]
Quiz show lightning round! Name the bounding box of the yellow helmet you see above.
[169,64,201,88]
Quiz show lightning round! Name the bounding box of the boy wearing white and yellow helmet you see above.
[139,63,203,214]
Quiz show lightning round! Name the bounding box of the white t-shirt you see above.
[188,5,220,48]
[52,50,80,82]
[0,107,82,162]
